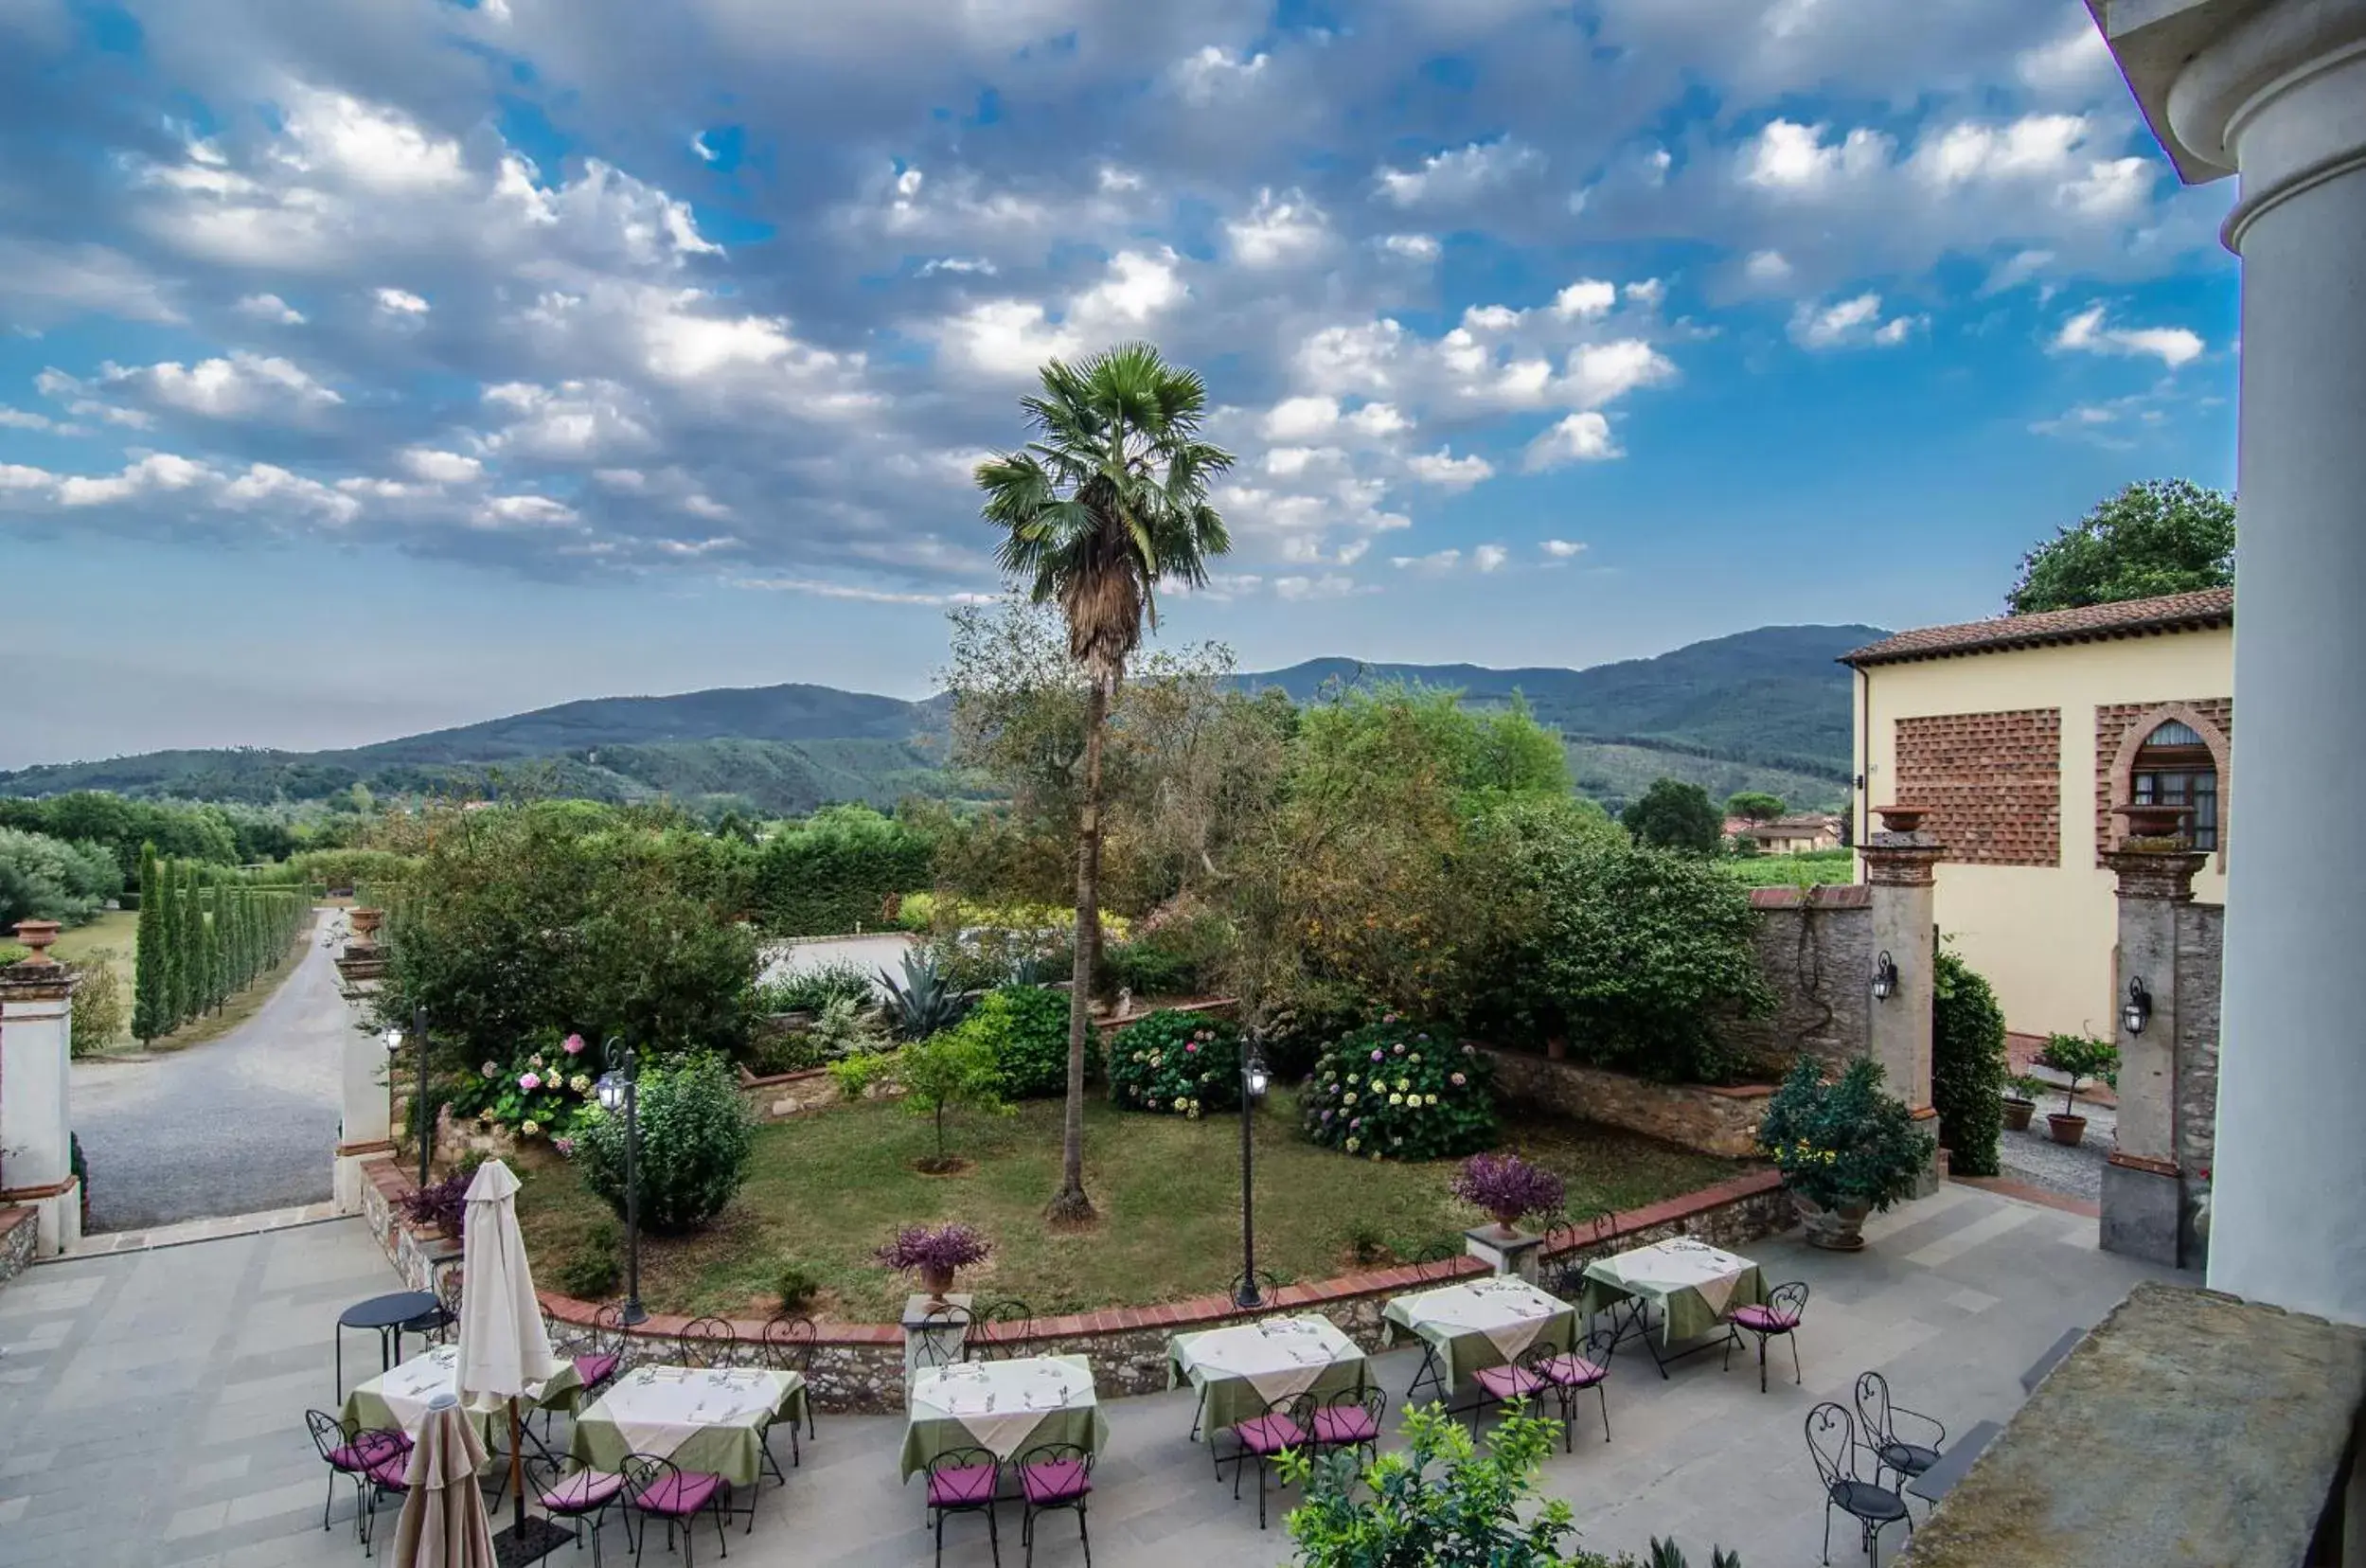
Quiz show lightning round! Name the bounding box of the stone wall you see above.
[1480,1048,1774,1158]
[2174,901,2224,1247]
[0,1206,36,1294]
[1724,885,1873,1074]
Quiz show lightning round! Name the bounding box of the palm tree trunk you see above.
[1048,674,1109,1224]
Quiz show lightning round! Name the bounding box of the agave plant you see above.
[880,947,967,1042]
[1648,1539,1742,1568]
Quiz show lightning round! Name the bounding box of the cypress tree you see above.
[231,889,252,989]
[206,884,227,1011]
[177,862,205,1028]
[157,860,185,1031]
[133,843,166,1044]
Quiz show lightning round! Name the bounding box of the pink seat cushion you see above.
[1732,1305,1800,1333]
[633,1470,723,1517]
[1233,1413,1308,1455]
[1539,1354,1608,1388]
[329,1432,411,1473]
[1019,1459,1090,1505]
[575,1352,621,1386]
[542,1470,626,1512]
[1474,1363,1547,1400]
[1310,1406,1379,1446]
[927,1463,1000,1508]
[363,1450,412,1489]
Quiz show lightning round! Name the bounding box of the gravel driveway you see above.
[69,911,347,1232]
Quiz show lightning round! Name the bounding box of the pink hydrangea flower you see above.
[561,1034,587,1055]
[1450,1071,1468,1086]
[1370,1049,1385,1062]
[1184,1042,1199,1053]
[519,1072,542,1091]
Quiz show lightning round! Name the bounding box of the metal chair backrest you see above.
[927,1444,1003,1505]
[590,1303,636,1370]
[1015,1439,1094,1482]
[304,1408,352,1463]
[913,1304,971,1369]
[679,1316,737,1368]
[965,1299,1031,1361]
[1254,1389,1317,1437]
[1513,1342,1562,1389]
[1326,1383,1387,1429]
[620,1452,691,1510]
[438,1267,465,1321]
[760,1314,816,1374]
[1853,1370,1897,1446]
[1805,1401,1859,1490]
[1580,1322,1621,1369]
[1766,1279,1810,1327]
[1411,1242,1460,1282]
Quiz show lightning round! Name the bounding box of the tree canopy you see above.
[2006,479,2235,615]
[1725,791,1785,824]
[1621,777,1722,855]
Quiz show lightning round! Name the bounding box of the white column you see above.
[333,1026,395,1215]
[2127,0,2366,1321]
[0,941,83,1254]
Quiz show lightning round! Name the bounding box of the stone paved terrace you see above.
[0,1185,2181,1568]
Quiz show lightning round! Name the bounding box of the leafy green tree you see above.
[1932,946,2008,1177]
[133,843,167,1044]
[1725,791,1786,824]
[575,1053,754,1234]
[750,804,934,936]
[974,342,1235,1224]
[895,1027,1012,1168]
[2006,479,2235,614]
[1621,778,1723,856]
[0,827,119,927]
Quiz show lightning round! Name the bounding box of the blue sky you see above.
[0,0,2238,768]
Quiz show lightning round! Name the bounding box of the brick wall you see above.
[2094,698,2233,865]
[1895,708,2062,866]
[1721,886,1873,1075]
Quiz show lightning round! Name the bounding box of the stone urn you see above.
[919,1262,958,1300]
[1873,805,1930,834]
[1793,1191,1872,1251]
[1488,1209,1529,1239]
[349,907,385,940]
[2112,802,2193,847]
[9,918,62,966]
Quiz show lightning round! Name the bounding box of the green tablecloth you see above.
[1577,1238,1766,1345]
[341,1344,582,1448]
[899,1355,1108,1481]
[568,1364,806,1487]
[1169,1316,1368,1434]
[1381,1277,1575,1393]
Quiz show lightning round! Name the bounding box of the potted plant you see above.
[2001,1074,2043,1133]
[1450,1152,1566,1238]
[1757,1057,1935,1250]
[877,1221,992,1301]
[2036,1034,2119,1147]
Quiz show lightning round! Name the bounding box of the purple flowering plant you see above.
[1450,1152,1565,1227]
[875,1221,993,1274]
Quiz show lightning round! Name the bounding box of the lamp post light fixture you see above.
[382,1007,432,1187]
[1871,950,1899,1003]
[594,1037,647,1326]
[1235,1032,1272,1310]
[380,1025,403,1151]
[2123,977,2153,1037]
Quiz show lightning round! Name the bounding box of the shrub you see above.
[1757,1058,1934,1214]
[576,1053,755,1234]
[754,960,875,1015]
[0,827,120,928]
[1101,897,1234,999]
[2037,1033,2119,1115]
[895,1027,1010,1167]
[1107,1009,1242,1118]
[1301,1016,1497,1161]
[446,1034,602,1144]
[0,941,29,967]
[950,985,1074,1099]
[1931,947,2008,1177]
[826,1047,896,1099]
[556,1222,622,1299]
[66,948,126,1056]
[751,805,934,936]
[776,1262,822,1313]
[400,1170,471,1238]
[876,1222,991,1276]
[1451,1152,1565,1228]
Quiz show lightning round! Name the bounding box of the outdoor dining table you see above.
[899,1354,1108,1481]
[1382,1275,1577,1405]
[568,1363,808,1488]
[1168,1314,1368,1436]
[1576,1237,1768,1377]
[341,1342,584,1446]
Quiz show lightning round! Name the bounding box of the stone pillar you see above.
[2100,811,2211,1268]
[1861,807,1942,1193]
[334,1025,396,1216]
[0,921,83,1254]
[2093,0,2366,1322]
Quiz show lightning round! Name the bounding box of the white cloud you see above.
[731,575,996,606]
[1174,45,1270,105]
[56,452,211,506]
[1375,139,1543,207]
[375,287,430,315]
[1742,119,1891,190]
[1551,279,1617,320]
[1982,249,2055,294]
[1272,574,1364,601]
[937,298,1083,379]
[0,407,56,432]
[1227,188,1328,268]
[482,379,657,460]
[2017,26,2114,96]
[917,257,996,276]
[1070,247,1185,330]
[0,463,54,490]
[283,87,469,194]
[1744,249,1793,285]
[1789,293,1927,349]
[235,293,306,325]
[1379,234,1442,262]
[1625,278,1665,309]
[1406,448,1495,490]
[1472,543,1507,572]
[107,352,343,421]
[2052,304,2205,367]
[1524,412,1621,469]
[1391,549,1461,573]
[400,448,485,484]
[1540,539,1587,559]
[474,493,578,527]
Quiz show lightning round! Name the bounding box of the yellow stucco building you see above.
[1842,588,2233,1038]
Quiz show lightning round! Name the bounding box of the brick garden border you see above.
[352,1149,1788,1414]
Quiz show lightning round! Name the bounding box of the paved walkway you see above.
[69,912,346,1234]
[0,1185,2179,1568]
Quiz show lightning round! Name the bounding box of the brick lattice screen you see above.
[1895,708,2062,865]
[2094,698,2233,865]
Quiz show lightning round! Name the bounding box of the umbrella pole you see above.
[509,1399,525,1540]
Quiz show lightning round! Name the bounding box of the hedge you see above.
[751,805,934,936]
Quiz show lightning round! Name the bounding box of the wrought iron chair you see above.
[912,1304,973,1371]
[1225,1270,1290,1316]
[1853,1371,1947,1506]
[400,1266,462,1349]
[1015,1441,1094,1568]
[1409,1241,1462,1283]
[1308,1385,1386,1466]
[759,1314,819,1452]
[572,1305,630,1397]
[527,1451,628,1568]
[1218,1390,1314,1530]
[677,1316,738,1369]
[1725,1280,1809,1393]
[1469,1342,1558,1432]
[304,1409,411,1552]
[1535,1324,1620,1451]
[1540,1208,1617,1301]
[965,1299,1034,1362]
[923,1445,1002,1568]
[1805,1402,1912,1565]
[619,1452,734,1568]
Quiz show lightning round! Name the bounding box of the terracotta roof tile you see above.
[1840,588,2232,668]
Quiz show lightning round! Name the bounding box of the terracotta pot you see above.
[1793,1192,1872,1251]
[2112,802,2192,845]
[2048,1113,2088,1148]
[1490,1209,1527,1238]
[919,1262,956,1299]
[2001,1097,2036,1132]
[1873,805,1930,834]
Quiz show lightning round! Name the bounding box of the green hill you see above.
[0,623,1877,815]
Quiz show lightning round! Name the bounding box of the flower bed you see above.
[1299,1016,1497,1160]
[1107,1008,1242,1116]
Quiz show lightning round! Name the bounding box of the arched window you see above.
[2131,719,2220,851]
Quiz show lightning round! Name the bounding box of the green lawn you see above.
[46,904,313,1053]
[511,1090,1744,1321]
[50,909,139,1048]
[1719,847,1859,889]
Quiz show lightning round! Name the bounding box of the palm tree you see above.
[976,342,1235,1222]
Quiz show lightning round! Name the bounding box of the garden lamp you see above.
[380,1027,401,1148]
[596,1037,647,1325]
[2123,977,2153,1037]
[1871,951,1899,1003]
[1236,1032,1271,1310]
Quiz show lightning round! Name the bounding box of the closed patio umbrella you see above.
[391,1391,496,1568]
[454,1159,570,1563]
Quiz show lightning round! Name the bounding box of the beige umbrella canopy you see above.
[454,1159,568,1561]
[390,1392,496,1568]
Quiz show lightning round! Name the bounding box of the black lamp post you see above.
[595,1037,647,1325]
[1235,1032,1272,1310]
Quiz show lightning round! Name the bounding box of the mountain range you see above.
[0,623,1882,816]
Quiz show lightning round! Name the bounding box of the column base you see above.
[2102,1154,2184,1268]
[1463,1225,1543,1282]
[35,1178,81,1256]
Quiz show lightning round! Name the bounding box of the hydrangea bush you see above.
[1300,1016,1497,1161]
[1106,1009,1242,1118]
[444,1031,600,1142]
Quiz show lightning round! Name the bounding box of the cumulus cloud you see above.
[2051,304,2205,367]
[1406,448,1495,490]
[235,293,306,325]
[1525,413,1620,470]
[1789,294,1927,349]
[1228,188,1329,268]
[1472,543,1507,572]
[1375,139,1543,207]
[1540,539,1587,559]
